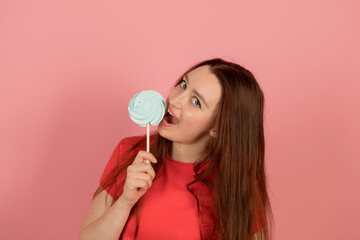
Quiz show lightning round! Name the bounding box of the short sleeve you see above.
[99,138,128,201]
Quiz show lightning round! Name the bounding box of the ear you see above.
[210,128,216,138]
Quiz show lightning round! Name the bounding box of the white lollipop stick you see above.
[145,122,150,163]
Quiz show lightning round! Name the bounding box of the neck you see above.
[171,135,211,163]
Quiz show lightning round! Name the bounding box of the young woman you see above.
[78,58,273,240]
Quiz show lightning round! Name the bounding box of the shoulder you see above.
[120,135,143,145]
[117,135,145,153]
[101,135,144,175]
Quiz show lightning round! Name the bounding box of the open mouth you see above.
[163,109,179,125]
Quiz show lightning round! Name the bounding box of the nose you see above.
[169,91,186,110]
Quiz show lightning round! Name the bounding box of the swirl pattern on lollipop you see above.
[128,90,166,127]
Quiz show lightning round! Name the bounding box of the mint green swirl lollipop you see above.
[128,90,166,127]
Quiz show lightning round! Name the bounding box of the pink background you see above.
[1,1,359,239]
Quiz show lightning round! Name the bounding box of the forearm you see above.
[78,196,133,240]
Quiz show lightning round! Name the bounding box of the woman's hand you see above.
[119,151,157,208]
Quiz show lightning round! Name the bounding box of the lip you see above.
[160,107,179,127]
[167,107,179,121]
[160,118,176,127]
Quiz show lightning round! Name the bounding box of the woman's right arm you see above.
[77,189,133,240]
[78,150,158,240]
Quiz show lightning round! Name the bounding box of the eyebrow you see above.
[184,73,209,109]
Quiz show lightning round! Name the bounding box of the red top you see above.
[99,136,262,240]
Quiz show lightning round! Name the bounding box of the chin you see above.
[158,128,170,140]
[158,129,181,143]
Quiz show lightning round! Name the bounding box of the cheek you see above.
[182,110,207,126]
[183,110,195,121]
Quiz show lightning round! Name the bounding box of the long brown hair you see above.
[93,58,273,240]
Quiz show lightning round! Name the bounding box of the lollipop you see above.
[128,90,166,162]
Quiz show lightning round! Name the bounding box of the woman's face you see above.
[158,65,222,144]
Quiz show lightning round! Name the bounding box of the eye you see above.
[192,98,201,108]
[179,79,187,89]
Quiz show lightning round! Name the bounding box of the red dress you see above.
[99,136,262,240]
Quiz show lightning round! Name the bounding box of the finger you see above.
[145,163,156,180]
[127,171,153,183]
[139,151,157,164]
[130,172,153,188]
[132,151,158,165]
[128,162,155,178]
[127,178,149,191]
